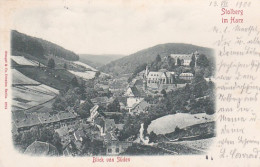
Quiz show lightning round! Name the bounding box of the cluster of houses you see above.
[13,51,205,156]
[88,105,133,155]
[12,107,78,133]
[14,103,133,156]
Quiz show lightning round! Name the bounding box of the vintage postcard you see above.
[0,0,260,166]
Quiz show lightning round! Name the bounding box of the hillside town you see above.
[11,31,215,156]
[12,50,215,156]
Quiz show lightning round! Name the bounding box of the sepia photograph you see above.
[10,2,216,157]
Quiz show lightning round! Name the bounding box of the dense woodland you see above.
[100,43,214,75]
[11,30,79,61]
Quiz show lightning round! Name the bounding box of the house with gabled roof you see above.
[130,99,150,114]
[124,86,145,97]
[13,112,41,132]
[103,131,132,155]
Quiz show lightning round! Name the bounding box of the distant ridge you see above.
[100,43,214,75]
[79,54,125,68]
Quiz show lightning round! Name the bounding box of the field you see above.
[12,68,59,111]
[11,56,38,66]
[69,70,96,80]
[147,113,214,135]
[16,66,76,90]
[160,121,215,142]
[12,85,58,111]
[12,69,40,85]
[122,121,215,155]
[73,61,98,71]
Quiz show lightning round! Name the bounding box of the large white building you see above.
[179,72,194,80]
[145,68,175,85]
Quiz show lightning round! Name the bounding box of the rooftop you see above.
[57,111,77,121]
[103,131,118,145]
[24,141,59,156]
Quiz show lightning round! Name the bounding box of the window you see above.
[108,148,112,153]
[116,148,120,153]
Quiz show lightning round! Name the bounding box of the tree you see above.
[52,96,67,110]
[174,126,181,133]
[161,89,167,97]
[149,131,157,143]
[190,54,196,68]
[39,128,54,143]
[106,98,120,112]
[177,58,182,66]
[64,63,67,69]
[205,98,215,115]
[168,56,175,70]
[155,54,161,62]
[71,76,79,87]
[21,131,35,148]
[95,71,101,78]
[52,132,63,154]
[13,133,23,146]
[196,54,209,68]
[85,87,98,99]
[47,58,55,69]
[30,126,40,140]
[192,75,207,98]
[77,101,93,118]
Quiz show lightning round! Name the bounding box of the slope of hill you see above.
[100,43,214,75]
[11,30,79,61]
[12,69,59,111]
[79,54,125,68]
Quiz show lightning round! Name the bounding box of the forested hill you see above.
[100,43,214,75]
[11,30,79,61]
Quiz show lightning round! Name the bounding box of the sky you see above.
[11,0,217,56]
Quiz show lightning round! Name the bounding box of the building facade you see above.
[170,51,199,66]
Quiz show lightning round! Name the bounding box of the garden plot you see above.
[69,70,96,80]
[37,84,59,94]
[11,56,38,66]
[24,85,59,95]
[147,113,214,135]
[12,69,40,85]
[12,85,57,110]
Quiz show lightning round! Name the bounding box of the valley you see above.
[11,30,216,156]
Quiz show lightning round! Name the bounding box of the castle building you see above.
[145,68,175,85]
[170,51,199,66]
[143,66,176,91]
